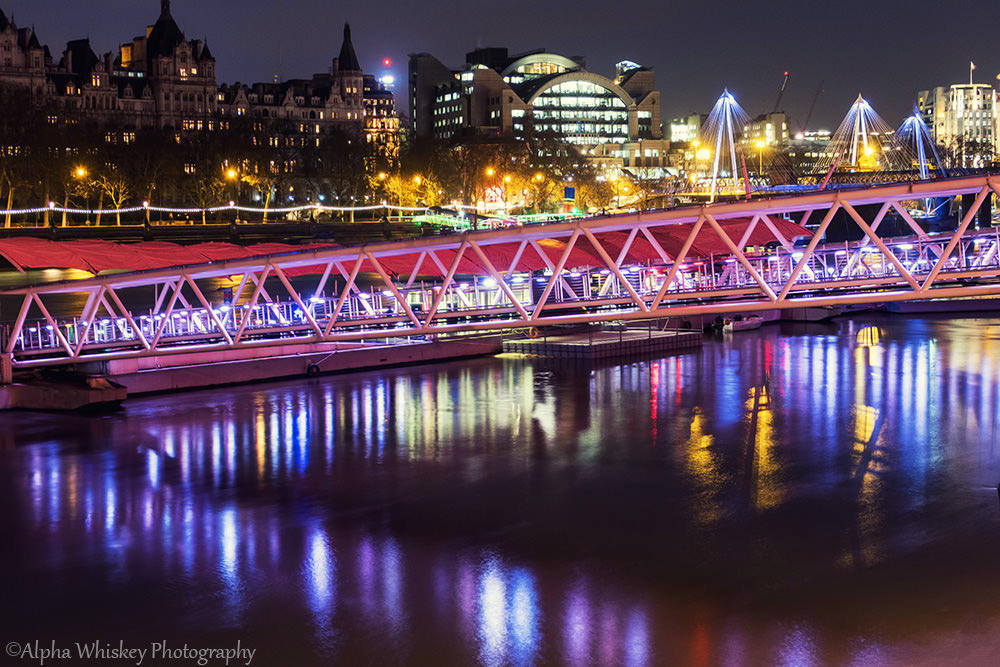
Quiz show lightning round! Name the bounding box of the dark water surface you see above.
[2,315,1000,666]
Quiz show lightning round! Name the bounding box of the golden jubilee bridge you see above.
[1,173,1000,377]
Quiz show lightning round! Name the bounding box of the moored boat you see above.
[722,314,764,332]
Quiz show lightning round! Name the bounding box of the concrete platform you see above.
[502,328,702,360]
[0,376,126,411]
[91,336,504,396]
[1,336,504,409]
[2,327,702,410]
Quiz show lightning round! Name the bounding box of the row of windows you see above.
[534,94,625,109]
[533,109,627,122]
[957,119,996,127]
[534,123,627,135]
[105,131,136,143]
[221,107,361,121]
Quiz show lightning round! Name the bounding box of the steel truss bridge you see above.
[3,174,1000,373]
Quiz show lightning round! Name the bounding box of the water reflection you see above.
[2,315,1000,663]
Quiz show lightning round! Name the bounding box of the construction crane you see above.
[772,71,789,113]
[799,80,824,133]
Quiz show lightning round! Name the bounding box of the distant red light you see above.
[383,58,392,67]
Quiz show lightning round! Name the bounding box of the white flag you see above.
[971,61,976,70]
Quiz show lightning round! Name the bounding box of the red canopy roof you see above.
[0,238,336,274]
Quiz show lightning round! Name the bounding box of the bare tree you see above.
[93,172,131,225]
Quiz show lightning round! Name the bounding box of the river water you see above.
[2,314,1000,666]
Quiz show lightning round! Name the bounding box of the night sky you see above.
[5,0,999,131]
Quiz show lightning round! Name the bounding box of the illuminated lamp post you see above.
[73,166,89,226]
[482,167,496,215]
[226,168,238,222]
[755,140,765,175]
[377,172,388,220]
[533,172,544,212]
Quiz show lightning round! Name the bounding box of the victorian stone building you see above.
[0,8,48,95]
[0,3,398,155]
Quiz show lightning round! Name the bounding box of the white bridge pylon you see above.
[3,174,1000,369]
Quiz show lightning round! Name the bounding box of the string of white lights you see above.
[0,202,446,216]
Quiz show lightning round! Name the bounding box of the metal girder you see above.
[777,203,842,301]
[651,215,705,309]
[704,213,777,301]
[582,228,648,312]
[921,185,991,290]
[467,241,530,321]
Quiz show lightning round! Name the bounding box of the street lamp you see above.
[755,140,765,175]
[482,167,497,214]
[531,173,545,212]
[225,168,239,220]
[73,166,89,225]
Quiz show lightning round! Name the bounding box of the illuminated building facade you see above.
[409,48,669,181]
[741,112,789,148]
[0,4,397,157]
[363,74,400,160]
[917,82,999,168]
[409,48,662,148]
[0,2,215,132]
[0,10,48,94]
[668,114,706,143]
[114,0,218,130]
[783,130,835,175]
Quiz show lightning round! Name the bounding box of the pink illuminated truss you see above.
[2,173,1000,370]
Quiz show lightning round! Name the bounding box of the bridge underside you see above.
[3,174,1000,372]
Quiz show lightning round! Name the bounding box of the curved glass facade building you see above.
[527,77,630,145]
[409,47,661,148]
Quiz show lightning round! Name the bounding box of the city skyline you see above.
[4,0,998,131]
